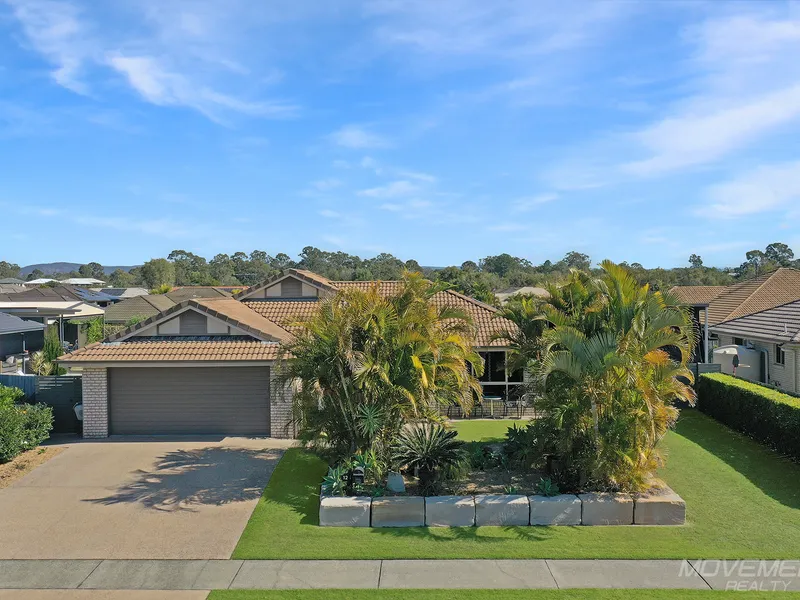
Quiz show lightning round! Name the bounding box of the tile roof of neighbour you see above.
[672,269,800,325]
[0,278,25,285]
[103,295,177,324]
[96,288,150,298]
[62,278,105,285]
[107,298,291,343]
[166,287,232,302]
[0,285,82,302]
[714,300,800,343]
[72,288,118,303]
[235,269,339,299]
[58,338,281,363]
[245,280,513,347]
[0,312,46,335]
[0,285,26,295]
[668,286,726,306]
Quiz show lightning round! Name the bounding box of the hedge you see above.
[696,373,800,461]
[0,385,54,463]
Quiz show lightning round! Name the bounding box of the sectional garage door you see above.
[108,367,270,435]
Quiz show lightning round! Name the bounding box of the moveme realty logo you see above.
[682,560,800,591]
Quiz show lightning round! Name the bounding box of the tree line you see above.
[1,241,796,305]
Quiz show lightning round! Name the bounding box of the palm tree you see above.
[277,272,483,459]
[536,260,696,491]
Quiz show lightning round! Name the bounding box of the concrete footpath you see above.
[2,559,799,592]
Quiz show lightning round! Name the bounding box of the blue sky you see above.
[2,0,800,269]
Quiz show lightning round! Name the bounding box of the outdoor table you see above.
[482,395,502,418]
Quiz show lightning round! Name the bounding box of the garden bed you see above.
[319,487,685,527]
[0,446,62,489]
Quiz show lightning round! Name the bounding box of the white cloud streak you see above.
[700,161,800,218]
[329,125,391,149]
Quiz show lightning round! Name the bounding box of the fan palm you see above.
[392,423,466,495]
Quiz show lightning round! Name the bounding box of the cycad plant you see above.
[392,423,466,495]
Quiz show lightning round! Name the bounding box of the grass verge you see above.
[233,410,800,559]
[209,591,800,600]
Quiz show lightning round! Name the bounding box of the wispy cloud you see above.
[329,124,391,149]
[511,193,558,212]
[700,160,800,218]
[358,180,419,198]
[310,178,343,191]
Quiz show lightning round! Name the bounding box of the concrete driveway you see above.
[0,437,292,560]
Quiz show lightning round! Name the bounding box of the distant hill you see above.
[20,263,138,276]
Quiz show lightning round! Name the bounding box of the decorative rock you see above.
[386,472,406,493]
[579,492,634,525]
[425,496,476,527]
[474,494,529,526]
[319,496,372,527]
[371,496,424,527]
[634,489,686,525]
[529,494,582,525]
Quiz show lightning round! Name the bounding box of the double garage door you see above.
[108,367,270,435]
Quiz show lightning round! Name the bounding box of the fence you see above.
[0,374,82,433]
[688,362,721,381]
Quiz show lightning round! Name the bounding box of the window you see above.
[477,351,524,400]
[733,337,744,346]
[776,345,786,366]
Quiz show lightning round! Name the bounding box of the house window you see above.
[776,345,786,366]
[733,337,744,346]
[477,351,524,400]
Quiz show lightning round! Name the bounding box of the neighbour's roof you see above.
[673,269,800,325]
[58,338,281,363]
[72,288,118,303]
[0,285,25,295]
[103,295,177,323]
[96,288,150,298]
[0,312,46,335]
[166,287,232,302]
[0,285,82,302]
[668,286,726,306]
[0,278,25,285]
[25,278,57,284]
[62,278,105,285]
[495,286,550,303]
[714,300,800,344]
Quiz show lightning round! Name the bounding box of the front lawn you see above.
[233,410,800,559]
[210,591,800,600]
[449,419,520,442]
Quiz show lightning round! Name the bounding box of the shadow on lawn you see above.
[86,447,282,512]
[675,410,800,510]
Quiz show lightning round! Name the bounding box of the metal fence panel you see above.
[0,374,37,398]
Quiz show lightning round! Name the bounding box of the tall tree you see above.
[107,269,134,287]
[79,262,105,280]
[765,242,794,267]
[140,258,175,289]
[688,254,703,268]
[0,261,21,279]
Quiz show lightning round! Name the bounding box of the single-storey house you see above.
[95,287,150,299]
[0,277,26,286]
[0,312,46,365]
[671,268,800,393]
[103,294,177,325]
[58,269,518,439]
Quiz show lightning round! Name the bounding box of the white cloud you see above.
[319,209,340,218]
[329,125,390,149]
[487,223,529,232]
[358,180,419,198]
[311,178,342,191]
[700,161,800,218]
[511,193,558,212]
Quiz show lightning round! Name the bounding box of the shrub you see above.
[0,384,25,406]
[0,401,54,463]
[697,373,800,461]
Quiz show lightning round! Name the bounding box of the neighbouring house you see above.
[25,278,58,285]
[165,287,233,301]
[103,294,177,325]
[95,287,150,299]
[0,277,26,286]
[0,312,46,369]
[0,285,105,349]
[0,285,26,295]
[495,286,550,304]
[671,267,800,392]
[57,269,519,439]
[62,277,106,286]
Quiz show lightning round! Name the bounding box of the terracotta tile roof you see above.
[673,269,800,325]
[668,286,726,306]
[58,338,280,363]
[244,281,513,347]
[0,285,82,302]
[714,300,800,344]
[235,269,338,299]
[107,298,290,343]
[103,295,177,324]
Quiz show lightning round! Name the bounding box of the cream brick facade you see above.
[713,334,799,394]
[82,367,108,438]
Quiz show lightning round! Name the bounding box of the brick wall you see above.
[270,368,296,438]
[82,367,108,438]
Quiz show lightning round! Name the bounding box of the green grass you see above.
[209,591,800,600]
[233,410,800,559]
[449,419,519,442]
